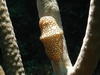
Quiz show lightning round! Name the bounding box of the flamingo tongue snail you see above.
[39,16,63,61]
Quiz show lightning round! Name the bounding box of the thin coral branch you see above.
[70,0,100,75]
[37,0,72,75]
[0,65,5,75]
[37,0,62,28]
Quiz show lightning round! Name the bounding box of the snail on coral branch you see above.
[39,16,63,61]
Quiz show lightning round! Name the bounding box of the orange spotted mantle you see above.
[39,16,63,61]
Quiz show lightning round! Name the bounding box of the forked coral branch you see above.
[37,0,100,75]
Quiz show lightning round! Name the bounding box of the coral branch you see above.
[37,0,72,74]
[0,65,5,75]
[37,0,62,28]
[0,0,25,75]
[70,0,100,75]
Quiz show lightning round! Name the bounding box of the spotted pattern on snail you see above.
[39,16,63,61]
